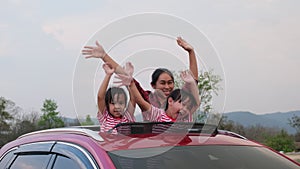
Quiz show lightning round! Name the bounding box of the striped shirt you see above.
[98,109,135,134]
[143,105,176,122]
[177,113,193,122]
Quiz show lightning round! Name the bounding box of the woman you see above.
[82,37,199,120]
[114,65,200,122]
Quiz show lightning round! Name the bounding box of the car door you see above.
[1,141,55,169]
[0,141,100,169]
[50,141,99,169]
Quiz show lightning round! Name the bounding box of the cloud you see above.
[2,0,300,116]
[41,13,110,51]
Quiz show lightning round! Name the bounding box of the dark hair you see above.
[164,89,196,111]
[151,68,174,86]
[164,89,182,111]
[105,87,127,113]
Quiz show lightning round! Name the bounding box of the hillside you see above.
[224,110,300,134]
[65,110,300,134]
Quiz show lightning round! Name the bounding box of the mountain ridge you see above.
[224,110,300,134]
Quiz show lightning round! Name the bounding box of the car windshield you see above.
[108,145,299,169]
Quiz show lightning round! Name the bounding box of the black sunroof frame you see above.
[110,122,218,135]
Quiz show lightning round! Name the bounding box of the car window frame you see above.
[51,141,100,169]
[0,147,17,169]
[0,141,100,169]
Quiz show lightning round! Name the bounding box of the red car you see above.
[0,122,299,169]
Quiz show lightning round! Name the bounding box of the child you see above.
[97,63,135,134]
[116,65,200,122]
[82,37,198,112]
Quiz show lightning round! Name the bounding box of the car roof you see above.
[98,132,260,152]
[0,122,262,154]
[97,122,260,151]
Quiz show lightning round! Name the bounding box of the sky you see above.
[1,0,300,119]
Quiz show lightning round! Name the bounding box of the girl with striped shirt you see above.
[82,37,199,118]
[97,63,135,134]
[116,68,200,122]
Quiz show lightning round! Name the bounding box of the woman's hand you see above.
[177,37,194,52]
[82,41,107,59]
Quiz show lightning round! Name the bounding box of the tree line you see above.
[0,97,94,147]
[1,96,300,152]
[1,70,299,152]
[1,71,220,147]
[219,115,300,153]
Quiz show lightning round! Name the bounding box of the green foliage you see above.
[288,115,300,142]
[0,97,13,132]
[38,99,64,129]
[13,120,36,136]
[81,115,95,126]
[218,115,245,136]
[198,70,222,114]
[11,112,40,138]
[173,70,222,122]
[219,116,295,152]
[265,130,296,153]
[0,97,68,147]
[0,97,15,147]
[218,115,234,130]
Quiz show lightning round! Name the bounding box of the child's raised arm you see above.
[128,81,151,113]
[114,63,151,113]
[120,62,136,116]
[181,70,201,112]
[97,63,114,115]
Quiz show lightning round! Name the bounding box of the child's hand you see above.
[180,70,194,84]
[124,62,134,77]
[103,63,114,75]
[82,41,107,59]
[114,62,134,86]
[177,37,194,52]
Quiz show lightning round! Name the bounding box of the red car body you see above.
[0,122,299,169]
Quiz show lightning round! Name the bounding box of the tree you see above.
[174,70,222,122]
[11,111,40,138]
[81,115,95,126]
[288,114,300,141]
[38,99,64,129]
[218,115,235,130]
[0,97,15,147]
[265,130,295,153]
[288,114,300,133]
[197,70,222,114]
[0,97,13,132]
[218,115,245,136]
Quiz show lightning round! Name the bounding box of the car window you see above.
[0,149,16,169]
[9,153,52,169]
[1,141,99,169]
[52,155,82,169]
[51,142,99,169]
[108,145,299,169]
